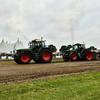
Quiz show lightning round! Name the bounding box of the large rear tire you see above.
[83,50,93,61]
[40,49,52,63]
[18,52,31,64]
[69,52,78,61]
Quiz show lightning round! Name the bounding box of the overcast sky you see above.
[0,0,100,50]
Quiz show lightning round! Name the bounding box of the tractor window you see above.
[34,42,41,48]
[29,42,34,48]
[35,42,39,48]
[74,45,78,49]
[42,42,45,47]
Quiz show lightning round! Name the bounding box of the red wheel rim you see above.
[21,54,29,62]
[86,51,92,60]
[72,53,77,60]
[43,52,50,60]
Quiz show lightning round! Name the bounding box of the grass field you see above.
[0,72,100,100]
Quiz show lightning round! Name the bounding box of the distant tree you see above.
[59,45,67,53]
[48,44,57,53]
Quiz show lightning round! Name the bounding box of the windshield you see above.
[42,41,45,47]
[73,44,86,50]
[29,42,34,48]
[73,45,78,49]
[29,41,45,48]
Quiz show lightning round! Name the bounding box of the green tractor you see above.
[14,38,52,64]
[63,43,93,61]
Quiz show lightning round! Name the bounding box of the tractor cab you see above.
[29,39,45,49]
[72,43,86,53]
[73,43,85,50]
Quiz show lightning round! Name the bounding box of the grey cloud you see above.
[0,0,100,49]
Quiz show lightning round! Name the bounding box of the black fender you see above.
[71,51,79,57]
[82,49,90,56]
[82,49,89,53]
[19,50,33,59]
[38,47,52,54]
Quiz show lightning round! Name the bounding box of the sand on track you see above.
[0,60,100,85]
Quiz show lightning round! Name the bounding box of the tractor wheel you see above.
[83,50,93,61]
[14,55,21,64]
[69,52,78,61]
[18,52,31,64]
[40,49,52,63]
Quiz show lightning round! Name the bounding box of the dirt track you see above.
[0,60,100,85]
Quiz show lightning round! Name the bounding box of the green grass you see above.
[52,59,63,62]
[0,59,14,61]
[52,57,63,62]
[0,72,100,100]
[0,61,15,64]
[0,59,14,64]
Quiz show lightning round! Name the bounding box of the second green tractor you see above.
[63,43,93,61]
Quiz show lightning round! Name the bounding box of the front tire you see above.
[18,52,31,64]
[69,52,78,61]
[40,49,52,63]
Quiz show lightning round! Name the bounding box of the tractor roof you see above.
[32,39,45,42]
[73,43,85,46]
